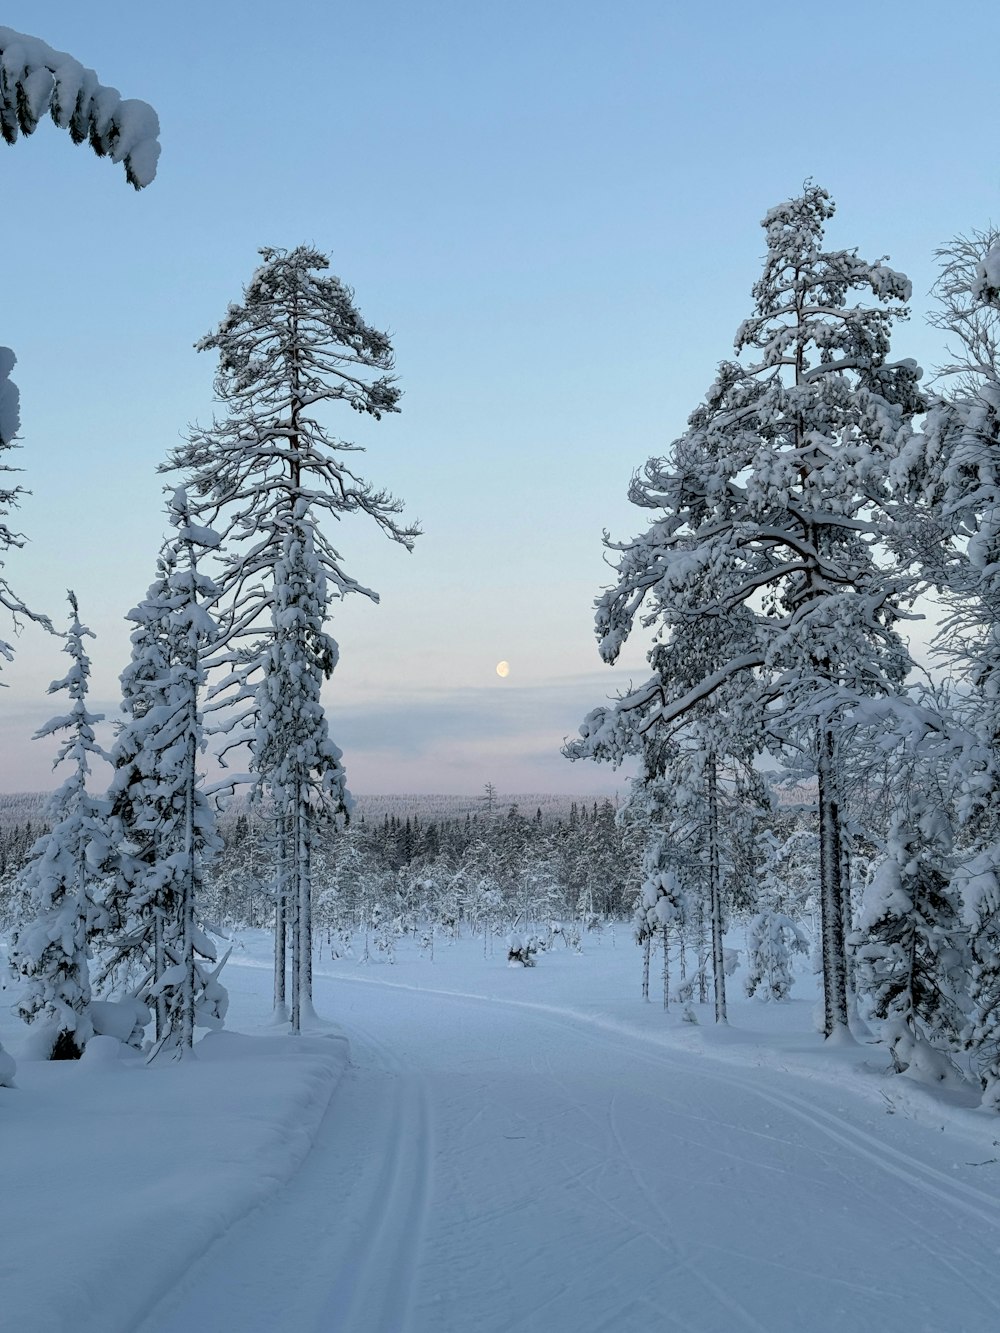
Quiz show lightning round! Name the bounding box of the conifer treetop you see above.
[35,590,107,773]
[165,245,419,620]
[198,245,401,420]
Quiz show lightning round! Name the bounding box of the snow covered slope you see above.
[5,933,1000,1332]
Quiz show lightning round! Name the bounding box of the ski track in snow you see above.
[319,1023,434,1331]
[309,966,1000,1224]
[138,1021,433,1333]
[142,961,1000,1333]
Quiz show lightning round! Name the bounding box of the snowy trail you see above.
[142,963,1000,1333]
[138,1019,433,1333]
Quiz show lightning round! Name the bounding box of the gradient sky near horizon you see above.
[1,0,997,796]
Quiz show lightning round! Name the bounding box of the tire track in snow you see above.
[711,1073,1000,1318]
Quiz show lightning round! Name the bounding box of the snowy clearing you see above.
[5,932,1000,1332]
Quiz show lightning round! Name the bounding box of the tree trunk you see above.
[662,924,670,1010]
[697,902,709,1006]
[273,815,287,1020]
[641,931,651,1002]
[179,700,197,1053]
[707,753,728,1024]
[289,812,300,1032]
[300,805,313,1019]
[290,786,312,1033]
[817,722,849,1037]
[153,904,167,1040]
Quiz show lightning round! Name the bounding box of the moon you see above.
[496,660,510,678]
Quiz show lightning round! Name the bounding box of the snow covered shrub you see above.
[90,997,151,1051]
[744,909,809,1002]
[0,1040,15,1087]
[375,915,402,964]
[507,933,537,967]
[329,928,355,961]
[634,868,687,1009]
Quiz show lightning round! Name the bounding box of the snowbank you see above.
[1,1024,349,1333]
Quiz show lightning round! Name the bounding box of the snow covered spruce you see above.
[100,493,229,1056]
[8,594,111,1059]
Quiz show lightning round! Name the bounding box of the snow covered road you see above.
[140,960,1000,1333]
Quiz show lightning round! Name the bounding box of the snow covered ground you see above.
[5,928,1000,1332]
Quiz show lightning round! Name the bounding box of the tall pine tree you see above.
[163,246,418,1030]
[575,185,924,1038]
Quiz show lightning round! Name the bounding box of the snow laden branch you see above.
[0,344,53,667]
[0,26,160,188]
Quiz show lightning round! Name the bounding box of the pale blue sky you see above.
[1,0,996,793]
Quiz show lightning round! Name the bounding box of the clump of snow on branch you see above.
[0,25,160,188]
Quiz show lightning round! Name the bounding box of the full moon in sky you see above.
[496,661,510,678]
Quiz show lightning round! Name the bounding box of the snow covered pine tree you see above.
[572,185,924,1039]
[580,611,763,1023]
[163,246,419,1031]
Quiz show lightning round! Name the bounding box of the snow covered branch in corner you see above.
[0,26,160,188]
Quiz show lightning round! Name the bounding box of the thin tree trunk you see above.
[838,797,861,1032]
[273,815,287,1020]
[662,924,670,1011]
[291,786,312,1032]
[642,931,651,1002]
[697,901,709,1006]
[817,721,849,1037]
[153,905,167,1041]
[300,804,312,1019]
[707,753,727,1024]
[289,806,300,1033]
[180,701,197,1053]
